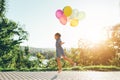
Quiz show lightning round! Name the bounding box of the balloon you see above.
[56,9,63,19]
[72,9,79,15]
[69,9,79,20]
[59,15,67,25]
[77,11,85,20]
[67,17,71,22]
[70,19,79,27]
[63,6,72,17]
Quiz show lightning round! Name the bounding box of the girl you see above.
[54,33,76,73]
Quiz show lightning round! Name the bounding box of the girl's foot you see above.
[58,69,62,73]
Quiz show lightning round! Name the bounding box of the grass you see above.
[0,66,120,71]
[83,65,120,71]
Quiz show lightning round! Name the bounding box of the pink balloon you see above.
[56,9,63,19]
[59,15,67,25]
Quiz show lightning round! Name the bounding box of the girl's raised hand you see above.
[60,42,65,45]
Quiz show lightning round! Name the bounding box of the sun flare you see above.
[80,28,107,44]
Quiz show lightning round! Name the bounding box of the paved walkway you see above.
[0,71,120,80]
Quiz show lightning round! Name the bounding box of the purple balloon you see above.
[56,9,63,19]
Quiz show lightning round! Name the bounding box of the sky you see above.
[6,0,120,48]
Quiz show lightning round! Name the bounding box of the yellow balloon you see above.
[63,6,72,17]
[70,19,79,27]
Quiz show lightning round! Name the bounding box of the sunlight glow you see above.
[7,0,120,48]
[80,27,107,44]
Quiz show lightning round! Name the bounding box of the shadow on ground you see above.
[51,74,58,80]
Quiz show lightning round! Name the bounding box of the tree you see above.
[111,24,120,53]
[0,0,28,69]
[24,46,29,55]
[107,24,120,66]
[36,52,45,67]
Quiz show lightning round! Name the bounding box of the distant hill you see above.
[21,46,55,53]
[20,46,56,59]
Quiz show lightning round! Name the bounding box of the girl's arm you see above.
[60,42,64,45]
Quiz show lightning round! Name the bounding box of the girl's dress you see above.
[56,38,65,58]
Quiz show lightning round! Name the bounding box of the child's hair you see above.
[55,33,61,37]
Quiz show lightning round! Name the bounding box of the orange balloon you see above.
[59,15,67,25]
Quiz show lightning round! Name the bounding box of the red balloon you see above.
[59,15,67,25]
[56,9,63,19]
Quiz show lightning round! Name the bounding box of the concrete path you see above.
[0,71,120,80]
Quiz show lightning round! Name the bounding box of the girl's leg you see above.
[57,57,62,73]
[62,56,75,65]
